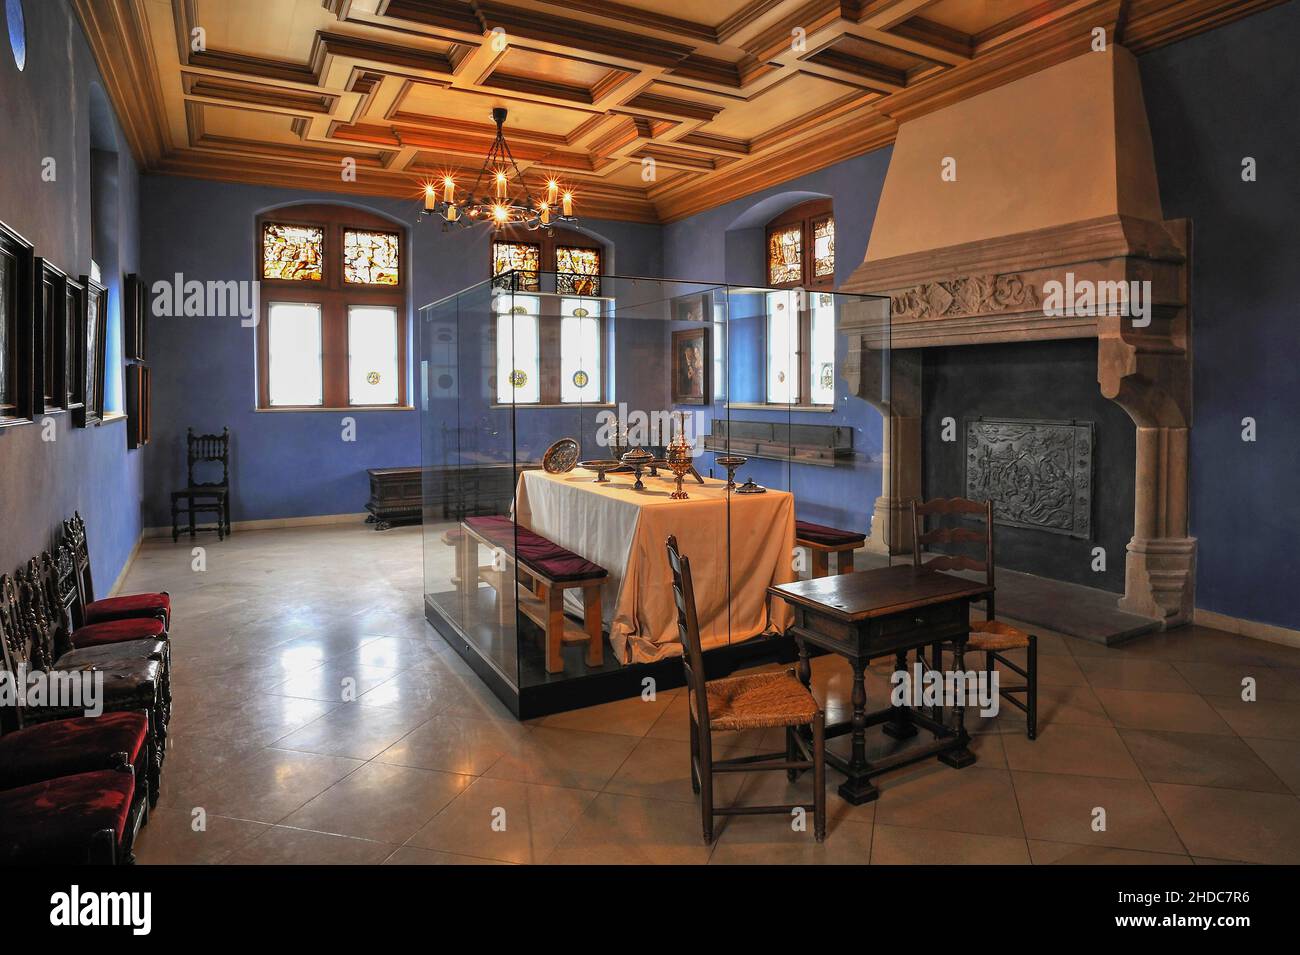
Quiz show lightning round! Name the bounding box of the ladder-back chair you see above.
[666,535,826,844]
[910,497,1037,739]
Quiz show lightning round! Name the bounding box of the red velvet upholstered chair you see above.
[1,574,168,803]
[0,710,152,798]
[64,513,170,630]
[0,768,143,864]
[40,548,166,656]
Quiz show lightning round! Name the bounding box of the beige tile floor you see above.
[129,523,1300,865]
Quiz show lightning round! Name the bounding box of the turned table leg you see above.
[939,638,976,769]
[837,656,879,804]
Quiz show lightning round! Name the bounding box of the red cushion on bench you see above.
[84,592,171,628]
[0,711,149,790]
[465,516,607,583]
[795,520,866,547]
[72,617,167,648]
[0,770,135,864]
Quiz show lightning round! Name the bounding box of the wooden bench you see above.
[795,520,866,578]
[456,516,606,674]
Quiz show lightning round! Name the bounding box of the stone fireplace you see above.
[840,45,1194,629]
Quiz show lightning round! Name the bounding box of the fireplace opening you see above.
[921,338,1136,593]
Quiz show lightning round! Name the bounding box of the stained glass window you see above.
[556,246,601,296]
[768,225,801,286]
[813,216,835,280]
[262,223,324,281]
[343,230,400,285]
[492,241,540,291]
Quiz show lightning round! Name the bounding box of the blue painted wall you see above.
[0,0,143,592]
[138,175,663,526]
[1139,0,1300,631]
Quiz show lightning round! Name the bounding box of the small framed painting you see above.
[672,290,711,325]
[671,328,709,405]
[0,219,35,424]
[76,276,107,427]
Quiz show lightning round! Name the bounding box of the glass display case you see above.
[419,272,892,717]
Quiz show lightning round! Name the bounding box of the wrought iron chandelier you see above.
[420,107,575,232]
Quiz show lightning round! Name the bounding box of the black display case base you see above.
[424,591,796,719]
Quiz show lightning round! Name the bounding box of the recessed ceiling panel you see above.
[194,0,333,63]
[704,74,850,139]
[920,0,1049,37]
[395,83,595,137]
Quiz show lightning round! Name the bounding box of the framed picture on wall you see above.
[77,277,107,427]
[126,363,150,449]
[35,258,68,415]
[62,275,85,417]
[0,219,35,424]
[670,328,709,405]
[125,272,147,361]
[672,290,712,325]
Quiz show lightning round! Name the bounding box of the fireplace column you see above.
[845,345,921,554]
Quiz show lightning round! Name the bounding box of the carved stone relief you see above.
[891,272,1038,321]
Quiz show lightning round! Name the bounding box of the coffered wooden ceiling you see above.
[73,0,1284,222]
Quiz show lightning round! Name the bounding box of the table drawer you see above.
[872,600,967,643]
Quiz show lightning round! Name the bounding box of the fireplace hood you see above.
[840,46,1195,628]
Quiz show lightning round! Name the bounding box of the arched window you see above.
[255,204,407,409]
[490,226,607,406]
[764,199,835,406]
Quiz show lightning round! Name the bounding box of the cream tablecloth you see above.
[515,468,795,664]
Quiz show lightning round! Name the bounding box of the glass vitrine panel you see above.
[419,274,891,717]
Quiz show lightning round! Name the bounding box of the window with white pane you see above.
[766,290,798,405]
[809,292,835,406]
[494,293,540,404]
[560,298,601,404]
[348,306,400,406]
[267,303,323,407]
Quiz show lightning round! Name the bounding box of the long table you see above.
[515,468,795,665]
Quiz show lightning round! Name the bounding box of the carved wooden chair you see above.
[910,497,1038,739]
[0,597,147,865]
[666,535,826,844]
[171,427,231,541]
[1,571,167,802]
[65,513,170,631]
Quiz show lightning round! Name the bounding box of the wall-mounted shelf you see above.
[702,420,852,467]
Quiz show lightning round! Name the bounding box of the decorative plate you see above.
[508,369,528,389]
[735,478,767,494]
[366,371,381,385]
[544,437,580,473]
[572,370,589,388]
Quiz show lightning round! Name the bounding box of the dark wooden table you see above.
[769,564,993,804]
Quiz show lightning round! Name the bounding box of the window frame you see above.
[763,199,835,408]
[490,226,609,407]
[255,204,408,411]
